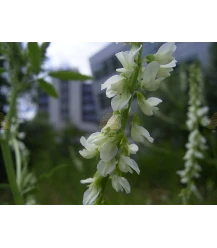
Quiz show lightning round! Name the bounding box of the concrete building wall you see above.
[38,72,97,132]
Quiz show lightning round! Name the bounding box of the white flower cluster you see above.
[80,42,177,205]
[177,64,208,202]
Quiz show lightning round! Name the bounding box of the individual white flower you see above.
[116,46,142,77]
[154,42,176,65]
[82,186,101,205]
[97,159,117,177]
[140,61,165,91]
[81,177,101,205]
[137,93,162,116]
[99,138,118,162]
[156,60,177,78]
[111,90,131,111]
[118,155,140,174]
[79,136,98,159]
[111,175,131,194]
[131,117,154,143]
[87,132,108,146]
[128,144,139,154]
[101,75,126,98]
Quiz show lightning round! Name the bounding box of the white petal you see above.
[121,156,140,174]
[83,186,101,205]
[116,52,129,68]
[106,90,116,98]
[80,178,94,184]
[128,144,139,154]
[111,175,123,192]
[80,136,88,148]
[79,149,97,159]
[138,126,154,143]
[155,43,176,64]
[119,177,131,194]
[160,60,177,68]
[143,61,160,82]
[100,140,118,162]
[131,124,144,143]
[146,97,162,107]
[116,68,125,73]
[101,75,124,90]
[97,159,116,177]
[119,156,130,173]
[138,98,153,116]
[88,132,107,146]
[111,92,131,111]
[156,42,176,55]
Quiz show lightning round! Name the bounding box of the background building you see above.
[38,68,97,132]
[38,43,211,132]
[89,42,211,122]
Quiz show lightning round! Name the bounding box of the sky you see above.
[46,42,110,75]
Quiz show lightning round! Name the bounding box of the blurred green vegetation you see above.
[1,43,217,205]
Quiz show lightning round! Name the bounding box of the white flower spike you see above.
[177,64,208,204]
[80,42,176,205]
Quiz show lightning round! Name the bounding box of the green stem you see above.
[12,138,22,189]
[1,59,25,204]
[1,140,24,204]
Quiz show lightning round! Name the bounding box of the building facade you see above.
[89,42,211,122]
[38,70,97,132]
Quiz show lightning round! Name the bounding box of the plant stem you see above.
[12,138,22,188]
[1,60,25,204]
[1,140,24,204]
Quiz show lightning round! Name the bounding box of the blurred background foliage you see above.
[1,43,217,205]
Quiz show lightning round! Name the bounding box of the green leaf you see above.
[40,42,50,59]
[38,79,58,98]
[28,42,41,74]
[49,70,93,81]
[0,68,6,74]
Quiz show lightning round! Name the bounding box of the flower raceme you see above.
[79,42,177,205]
[177,64,208,204]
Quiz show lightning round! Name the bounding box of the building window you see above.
[82,83,97,122]
[98,92,110,109]
[60,107,69,120]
